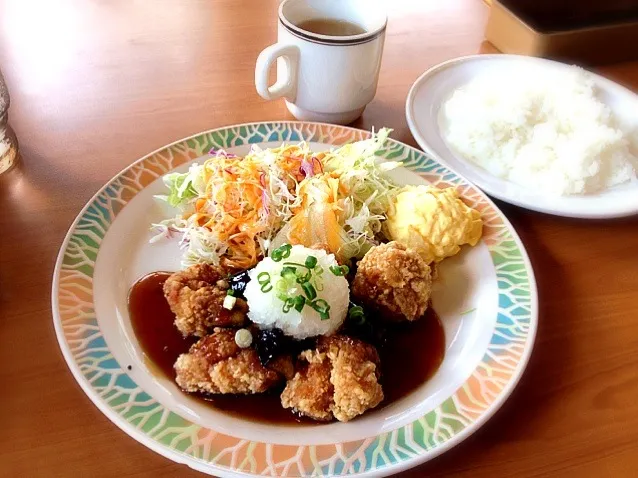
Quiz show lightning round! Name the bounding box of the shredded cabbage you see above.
[155,164,206,207]
[151,128,401,268]
[320,128,402,259]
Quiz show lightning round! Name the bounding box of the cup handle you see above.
[255,44,299,101]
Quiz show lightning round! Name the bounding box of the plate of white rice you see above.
[405,54,638,218]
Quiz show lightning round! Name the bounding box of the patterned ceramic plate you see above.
[52,122,537,477]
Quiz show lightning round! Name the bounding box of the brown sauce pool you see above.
[129,272,445,425]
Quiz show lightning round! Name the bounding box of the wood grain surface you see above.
[1,0,638,477]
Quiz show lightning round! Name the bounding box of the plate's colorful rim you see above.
[52,121,537,477]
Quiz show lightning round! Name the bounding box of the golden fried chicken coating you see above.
[352,242,432,322]
[281,336,383,422]
[163,264,247,337]
[281,349,334,421]
[175,328,293,395]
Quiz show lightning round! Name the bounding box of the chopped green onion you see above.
[272,252,332,317]
[348,306,365,325]
[310,299,331,320]
[272,243,292,262]
[312,299,329,309]
[329,265,349,276]
[293,295,306,312]
[301,282,317,300]
[348,305,364,319]
[295,270,312,283]
[257,272,271,285]
[281,266,297,279]
[258,271,272,292]
[282,297,294,313]
[275,279,288,301]
[226,289,235,297]
[305,256,318,269]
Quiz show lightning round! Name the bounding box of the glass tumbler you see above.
[0,69,18,175]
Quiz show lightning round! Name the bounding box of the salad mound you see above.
[152,128,401,269]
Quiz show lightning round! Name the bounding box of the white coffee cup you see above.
[255,0,387,125]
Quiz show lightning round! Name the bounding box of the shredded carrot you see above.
[286,174,351,262]
[182,145,324,269]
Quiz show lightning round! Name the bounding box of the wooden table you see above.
[1,0,637,476]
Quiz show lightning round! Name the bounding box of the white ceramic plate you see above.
[52,122,537,477]
[405,54,638,219]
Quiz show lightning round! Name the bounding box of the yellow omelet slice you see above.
[385,185,483,263]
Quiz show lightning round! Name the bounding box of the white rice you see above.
[244,245,349,340]
[442,67,638,195]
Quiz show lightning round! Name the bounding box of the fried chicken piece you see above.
[352,242,432,322]
[175,328,293,394]
[281,348,334,421]
[281,336,383,422]
[163,264,247,337]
